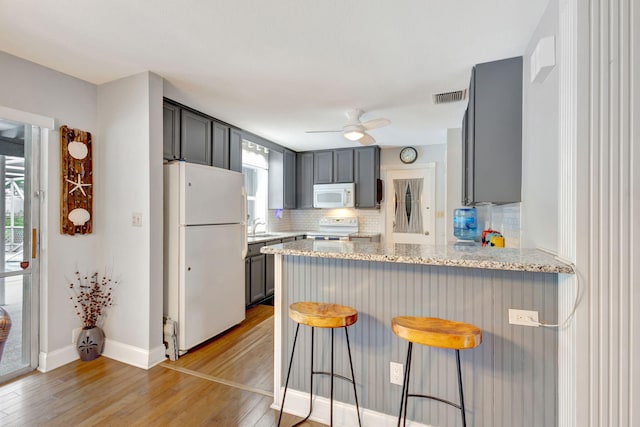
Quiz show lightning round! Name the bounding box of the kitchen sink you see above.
[250,233,281,239]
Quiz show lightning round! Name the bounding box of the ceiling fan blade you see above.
[357,133,376,146]
[305,130,342,134]
[362,118,391,130]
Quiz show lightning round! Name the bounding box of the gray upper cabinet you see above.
[333,148,354,183]
[313,151,334,184]
[313,148,354,184]
[296,152,314,208]
[163,101,180,161]
[180,109,211,166]
[463,56,522,205]
[283,150,296,209]
[268,149,296,209]
[212,121,229,169]
[229,128,243,172]
[354,146,380,208]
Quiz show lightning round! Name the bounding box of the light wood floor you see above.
[0,305,325,426]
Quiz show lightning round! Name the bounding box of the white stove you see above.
[305,216,359,241]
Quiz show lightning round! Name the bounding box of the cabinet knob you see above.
[187,267,191,271]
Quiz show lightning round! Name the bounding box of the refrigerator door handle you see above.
[241,186,248,258]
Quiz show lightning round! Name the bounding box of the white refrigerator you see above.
[164,161,247,354]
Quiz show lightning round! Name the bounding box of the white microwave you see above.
[313,183,355,208]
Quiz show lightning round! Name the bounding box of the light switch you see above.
[132,212,143,227]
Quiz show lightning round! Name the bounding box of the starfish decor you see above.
[66,175,92,196]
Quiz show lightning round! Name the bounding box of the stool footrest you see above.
[407,393,462,410]
[312,370,355,385]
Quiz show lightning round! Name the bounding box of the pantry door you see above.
[385,166,435,245]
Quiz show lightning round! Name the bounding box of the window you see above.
[242,140,269,234]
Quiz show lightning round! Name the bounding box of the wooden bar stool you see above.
[278,302,361,427]
[391,316,482,427]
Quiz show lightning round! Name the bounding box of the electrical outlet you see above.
[72,327,81,344]
[132,212,143,227]
[390,362,404,385]
[508,309,540,327]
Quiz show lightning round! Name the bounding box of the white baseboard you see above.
[272,389,433,427]
[38,345,78,372]
[38,341,166,372]
[102,339,166,369]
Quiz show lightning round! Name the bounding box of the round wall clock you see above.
[399,146,418,164]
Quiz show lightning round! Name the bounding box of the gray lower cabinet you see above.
[163,101,180,161]
[248,254,266,305]
[180,109,211,165]
[463,56,522,205]
[229,128,243,172]
[354,146,380,208]
[296,152,314,208]
[212,121,230,169]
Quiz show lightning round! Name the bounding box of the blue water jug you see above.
[453,208,477,241]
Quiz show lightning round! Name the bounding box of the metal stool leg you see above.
[397,342,413,427]
[330,328,335,426]
[292,327,315,427]
[456,349,467,427]
[278,324,301,427]
[344,327,362,427]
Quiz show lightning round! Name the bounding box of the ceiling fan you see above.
[306,109,391,145]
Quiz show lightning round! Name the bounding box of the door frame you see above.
[381,163,436,246]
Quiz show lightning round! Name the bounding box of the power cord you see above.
[533,251,581,329]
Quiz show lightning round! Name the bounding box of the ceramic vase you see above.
[77,326,105,361]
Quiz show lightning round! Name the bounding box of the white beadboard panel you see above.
[564,0,639,425]
[280,256,558,427]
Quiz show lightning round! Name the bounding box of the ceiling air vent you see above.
[432,89,467,104]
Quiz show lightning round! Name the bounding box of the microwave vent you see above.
[432,89,467,104]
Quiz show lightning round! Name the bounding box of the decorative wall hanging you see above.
[60,126,93,235]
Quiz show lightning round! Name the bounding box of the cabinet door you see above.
[212,121,230,169]
[313,151,333,184]
[333,149,354,183]
[249,254,266,304]
[229,128,243,172]
[354,146,380,208]
[163,102,180,161]
[283,150,297,209]
[296,152,314,208]
[469,57,522,204]
[245,258,251,306]
[181,110,211,165]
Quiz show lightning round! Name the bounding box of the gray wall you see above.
[281,256,558,427]
[520,0,559,252]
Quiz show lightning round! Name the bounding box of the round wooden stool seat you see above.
[392,316,482,350]
[289,302,358,329]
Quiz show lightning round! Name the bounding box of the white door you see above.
[385,167,436,245]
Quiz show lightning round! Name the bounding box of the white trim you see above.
[0,105,55,129]
[38,345,78,372]
[271,389,433,427]
[273,254,283,402]
[102,339,166,369]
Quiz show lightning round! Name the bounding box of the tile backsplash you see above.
[268,208,383,234]
[474,203,521,248]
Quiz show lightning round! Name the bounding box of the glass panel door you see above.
[0,118,40,382]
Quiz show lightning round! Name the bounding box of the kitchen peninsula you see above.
[262,240,574,427]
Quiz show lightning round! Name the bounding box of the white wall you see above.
[445,128,462,242]
[0,51,101,369]
[520,0,559,252]
[97,72,165,368]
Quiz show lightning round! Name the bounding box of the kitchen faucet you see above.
[251,218,266,237]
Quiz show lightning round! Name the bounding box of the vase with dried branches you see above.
[68,270,119,361]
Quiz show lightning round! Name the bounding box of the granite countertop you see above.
[247,231,307,244]
[260,239,575,274]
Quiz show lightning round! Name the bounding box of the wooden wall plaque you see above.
[60,126,93,235]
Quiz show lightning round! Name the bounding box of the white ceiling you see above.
[0,0,549,151]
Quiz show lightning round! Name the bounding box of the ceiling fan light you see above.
[343,125,364,141]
